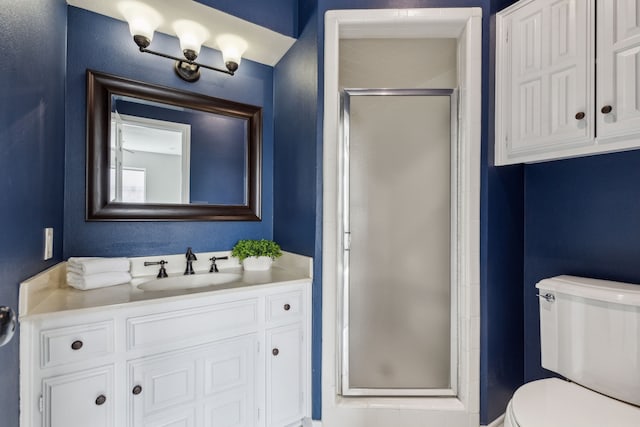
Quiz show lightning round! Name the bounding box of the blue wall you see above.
[64,7,275,258]
[0,1,67,425]
[481,0,524,423]
[273,1,320,418]
[194,0,300,38]
[523,150,640,381]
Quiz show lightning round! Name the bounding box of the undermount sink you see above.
[137,272,242,291]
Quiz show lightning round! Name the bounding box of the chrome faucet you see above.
[184,247,197,275]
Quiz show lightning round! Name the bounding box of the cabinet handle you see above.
[283,303,291,311]
[272,348,279,356]
[132,385,143,395]
[575,112,585,120]
[95,395,106,406]
[601,105,613,114]
[71,340,83,350]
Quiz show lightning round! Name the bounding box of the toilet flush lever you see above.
[537,293,555,302]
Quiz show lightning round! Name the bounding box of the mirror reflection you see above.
[109,95,247,205]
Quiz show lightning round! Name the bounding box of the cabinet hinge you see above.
[505,28,509,43]
[257,407,260,420]
[300,391,304,405]
[257,340,260,353]
[38,394,44,413]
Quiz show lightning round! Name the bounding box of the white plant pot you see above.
[242,256,273,271]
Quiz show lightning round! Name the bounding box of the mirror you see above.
[86,70,262,221]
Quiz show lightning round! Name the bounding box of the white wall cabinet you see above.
[495,0,640,164]
[21,282,311,427]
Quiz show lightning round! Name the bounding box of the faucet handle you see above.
[185,247,197,261]
[144,260,168,278]
[209,256,229,273]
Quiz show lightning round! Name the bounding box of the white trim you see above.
[483,413,505,427]
[322,7,482,427]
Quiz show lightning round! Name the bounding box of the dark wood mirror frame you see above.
[86,70,262,221]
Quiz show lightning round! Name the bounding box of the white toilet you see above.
[504,275,640,427]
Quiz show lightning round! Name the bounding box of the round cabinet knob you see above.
[283,303,291,311]
[575,112,585,120]
[71,340,83,350]
[601,105,613,114]
[132,385,143,395]
[95,395,106,406]
[272,348,279,356]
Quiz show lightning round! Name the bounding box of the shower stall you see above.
[339,89,458,397]
[322,8,482,427]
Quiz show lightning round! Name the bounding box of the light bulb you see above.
[216,34,248,73]
[173,20,209,61]
[117,1,163,48]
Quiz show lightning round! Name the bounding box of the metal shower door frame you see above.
[338,88,459,397]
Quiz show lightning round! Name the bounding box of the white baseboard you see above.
[301,418,321,427]
[482,413,504,427]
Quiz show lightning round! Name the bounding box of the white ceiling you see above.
[67,0,296,66]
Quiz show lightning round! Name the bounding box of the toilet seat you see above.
[505,378,640,427]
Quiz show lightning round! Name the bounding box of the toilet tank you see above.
[537,275,640,406]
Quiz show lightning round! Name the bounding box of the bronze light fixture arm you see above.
[133,34,235,82]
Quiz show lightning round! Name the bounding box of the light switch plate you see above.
[43,228,53,260]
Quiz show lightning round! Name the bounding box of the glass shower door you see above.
[340,89,458,396]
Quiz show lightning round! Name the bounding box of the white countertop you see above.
[19,252,312,319]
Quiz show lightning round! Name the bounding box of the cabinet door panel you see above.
[129,352,197,426]
[143,410,196,427]
[204,389,253,427]
[129,335,256,427]
[598,0,640,139]
[497,0,594,164]
[266,324,304,427]
[43,366,114,427]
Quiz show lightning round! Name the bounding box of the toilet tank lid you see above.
[536,275,640,307]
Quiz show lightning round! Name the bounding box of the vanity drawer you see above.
[126,299,259,351]
[40,321,114,368]
[266,290,304,324]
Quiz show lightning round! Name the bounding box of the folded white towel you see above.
[66,271,132,290]
[67,257,130,275]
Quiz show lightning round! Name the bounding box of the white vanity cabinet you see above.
[20,281,311,427]
[495,0,640,165]
[264,289,307,427]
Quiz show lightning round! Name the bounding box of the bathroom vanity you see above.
[19,252,312,427]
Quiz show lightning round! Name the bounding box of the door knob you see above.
[95,395,107,406]
[132,385,143,395]
[575,112,585,120]
[601,105,613,114]
[272,348,279,356]
[71,340,84,350]
[0,306,16,347]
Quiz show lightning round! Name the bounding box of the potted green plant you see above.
[231,239,282,271]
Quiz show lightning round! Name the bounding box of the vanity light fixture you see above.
[118,1,246,82]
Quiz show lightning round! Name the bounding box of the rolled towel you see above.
[67,257,130,275]
[66,271,132,290]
